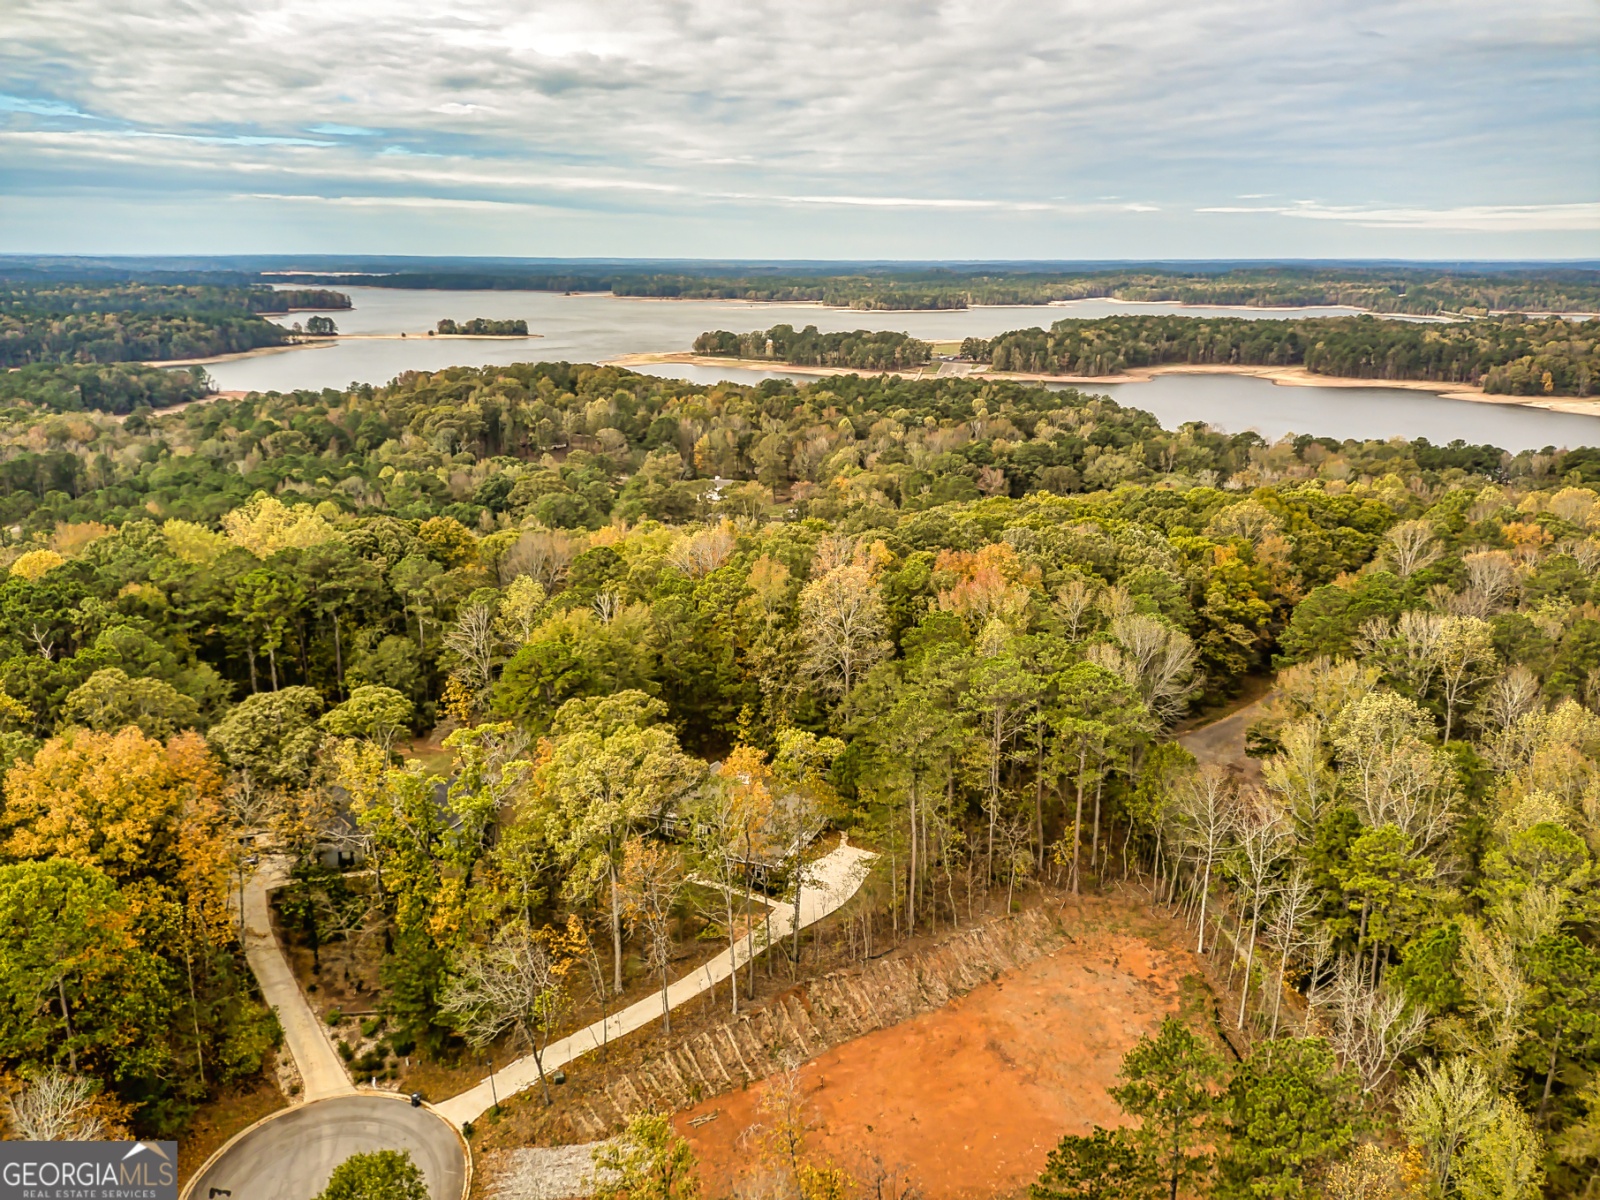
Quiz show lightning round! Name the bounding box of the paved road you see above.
[1178,695,1272,780]
[184,1094,466,1200]
[242,857,354,1102]
[435,840,876,1127]
[203,842,873,1196]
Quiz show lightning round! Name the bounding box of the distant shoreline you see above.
[608,352,1600,419]
[145,331,539,367]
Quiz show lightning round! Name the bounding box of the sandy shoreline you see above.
[145,340,337,368]
[329,332,541,342]
[608,352,1600,419]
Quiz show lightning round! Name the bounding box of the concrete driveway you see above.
[183,1094,467,1200]
[241,857,353,1102]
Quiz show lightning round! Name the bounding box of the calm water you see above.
[203,287,1600,452]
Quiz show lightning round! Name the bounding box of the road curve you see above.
[183,1093,467,1200]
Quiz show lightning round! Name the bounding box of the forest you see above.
[275,264,1600,316]
[0,363,1594,1197]
[436,318,530,335]
[958,314,1600,397]
[693,324,932,369]
[0,282,350,368]
[0,362,213,415]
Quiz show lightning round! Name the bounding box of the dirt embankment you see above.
[481,899,1203,1200]
[674,919,1188,1200]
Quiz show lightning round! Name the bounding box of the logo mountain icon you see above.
[121,1142,172,1162]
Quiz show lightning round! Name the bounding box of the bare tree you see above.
[1053,577,1097,641]
[1433,616,1497,741]
[1172,765,1237,955]
[500,529,573,591]
[620,837,686,1034]
[1230,797,1289,1028]
[3,1071,107,1140]
[798,557,890,699]
[1089,613,1200,726]
[686,765,756,1016]
[1385,519,1442,577]
[1332,692,1458,855]
[592,588,623,624]
[1458,550,1517,617]
[441,923,570,1105]
[1320,956,1427,1096]
[1473,664,1542,736]
[1261,719,1337,837]
[667,523,736,579]
[443,602,501,698]
[1263,864,1319,1037]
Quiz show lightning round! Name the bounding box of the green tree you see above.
[1332,823,1435,972]
[313,1149,428,1200]
[62,667,201,738]
[1110,1017,1224,1200]
[1455,1098,1546,1200]
[591,1111,700,1200]
[1031,1126,1146,1200]
[321,685,414,751]
[1216,1038,1361,1199]
[207,686,325,788]
[0,859,171,1082]
[536,692,701,993]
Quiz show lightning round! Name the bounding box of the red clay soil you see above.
[673,929,1189,1200]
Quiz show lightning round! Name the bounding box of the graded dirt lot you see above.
[672,926,1192,1200]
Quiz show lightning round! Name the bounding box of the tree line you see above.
[1,363,1586,540]
[436,318,529,335]
[693,324,932,369]
[957,314,1599,397]
[0,363,213,415]
[0,282,350,368]
[269,265,1600,315]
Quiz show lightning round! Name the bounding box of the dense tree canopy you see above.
[959,314,1599,396]
[283,265,1600,315]
[0,282,348,369]
[0,351,1592,1182]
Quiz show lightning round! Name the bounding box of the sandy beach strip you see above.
[143,340,338,368]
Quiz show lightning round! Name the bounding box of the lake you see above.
[203,287,1600,452]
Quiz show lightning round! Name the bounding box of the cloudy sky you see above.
[2,0,1596,259]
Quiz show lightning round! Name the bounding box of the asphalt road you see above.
[183,1095,467,1200]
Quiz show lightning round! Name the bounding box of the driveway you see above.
[1177,695,1272,780]
[434,839,876,1127]
[183,1094,466,1200]
[242,857,353,1102]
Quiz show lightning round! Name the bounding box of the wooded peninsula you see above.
[694,314,1598,397]
[692,325,931,369]
[0,282,351,368]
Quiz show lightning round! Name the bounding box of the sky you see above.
[1,0,1597,260]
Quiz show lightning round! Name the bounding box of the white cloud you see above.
[0,0,1595,254]
[1197,202,1600,231]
